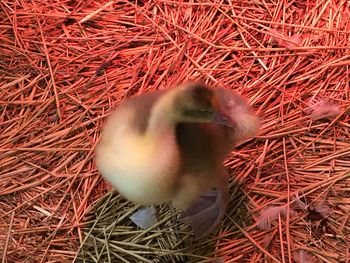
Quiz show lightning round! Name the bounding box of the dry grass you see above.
[1,0,350,262]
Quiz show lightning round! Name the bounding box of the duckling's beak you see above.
[213,110,235,127]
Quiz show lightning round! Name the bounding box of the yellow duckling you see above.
[96,82,259,239]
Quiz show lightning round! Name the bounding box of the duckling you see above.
[96,82,259,239]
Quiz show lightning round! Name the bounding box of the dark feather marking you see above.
[175,122,231,174]
[122,91,164,134]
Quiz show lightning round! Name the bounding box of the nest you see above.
[1,0,350,262]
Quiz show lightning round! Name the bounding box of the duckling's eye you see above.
[182,108,213,117]
[199,109,213,114]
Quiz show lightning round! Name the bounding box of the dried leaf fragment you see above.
[293,250,318,263]
[130,206,158,229]
[305,97,341,120]
[257,205,296,230]
[269,29,302,48]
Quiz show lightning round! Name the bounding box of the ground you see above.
[0,1,349,262]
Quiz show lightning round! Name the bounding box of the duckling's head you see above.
[216,87,260,142]
[172,82,233,126]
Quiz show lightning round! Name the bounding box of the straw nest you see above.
[1,0,350,262]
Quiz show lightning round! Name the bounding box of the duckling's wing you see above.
[179,169,229,240]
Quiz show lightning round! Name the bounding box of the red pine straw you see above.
[1,0,350,262]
